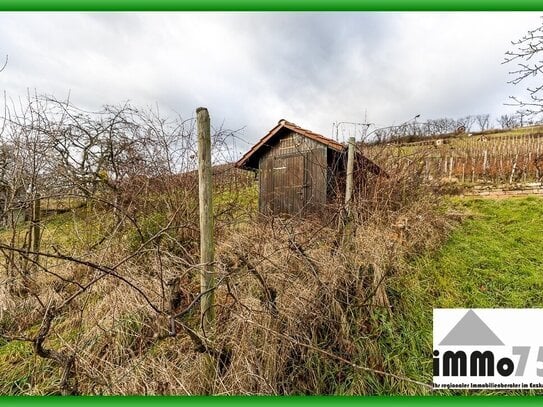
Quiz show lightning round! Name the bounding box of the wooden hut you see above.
[235,119,384,215]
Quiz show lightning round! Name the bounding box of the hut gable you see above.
[235,119,343,171]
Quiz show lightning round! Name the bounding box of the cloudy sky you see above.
[0,12,541,156]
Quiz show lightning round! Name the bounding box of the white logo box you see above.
[433,309,543,390]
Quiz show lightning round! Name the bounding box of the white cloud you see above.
[0,11,541,150]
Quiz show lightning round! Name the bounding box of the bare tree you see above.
[475,114,490,131]
[456,115,476,132]
[0,94,249,395]
[497,114,519,129]
[504,18,543,118]
[0,55,7,73]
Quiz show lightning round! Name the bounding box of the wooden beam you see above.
[345,137,355,206]
[197,107,215,333]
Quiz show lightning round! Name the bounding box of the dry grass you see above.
[0,154,452,395]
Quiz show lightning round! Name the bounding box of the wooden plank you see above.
[345,137,355,205]
[196,107,215,333]
[259,154,274,214]
[257,130,334,215]
[306,147,327,209]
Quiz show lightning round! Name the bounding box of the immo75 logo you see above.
[433,309,543,390]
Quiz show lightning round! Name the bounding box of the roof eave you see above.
[235,119,346,170]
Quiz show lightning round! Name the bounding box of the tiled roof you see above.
[236,119,344,170]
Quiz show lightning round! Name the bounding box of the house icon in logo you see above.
[439,310,504,346]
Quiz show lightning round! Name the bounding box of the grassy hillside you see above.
[413,196,543,308]
[379,196,543,394]
[365,125,543,187]
[1,183,542,394]
[376,125,543,148]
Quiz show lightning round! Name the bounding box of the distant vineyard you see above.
[366,128,543,186]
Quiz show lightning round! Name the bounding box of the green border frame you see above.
[0,0,542,11]
[2,3,543,404]
[2,396,543,405]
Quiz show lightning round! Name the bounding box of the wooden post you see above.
[510,154,519,184]
[197,107,215,333]
[340,137,356,248]
[32,193,41,263]
[345,137,355,206]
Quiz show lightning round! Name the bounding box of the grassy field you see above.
[376,196,543,394]
[413,196,543,308]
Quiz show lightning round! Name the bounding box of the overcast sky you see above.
[0,12,541,156]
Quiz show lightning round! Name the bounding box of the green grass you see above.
[419,196,543,308]
[0,339,62,395]
[374,196,543,394]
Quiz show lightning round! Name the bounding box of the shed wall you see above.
[258,131,328,214]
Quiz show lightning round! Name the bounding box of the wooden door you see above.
[272,153,308,215]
